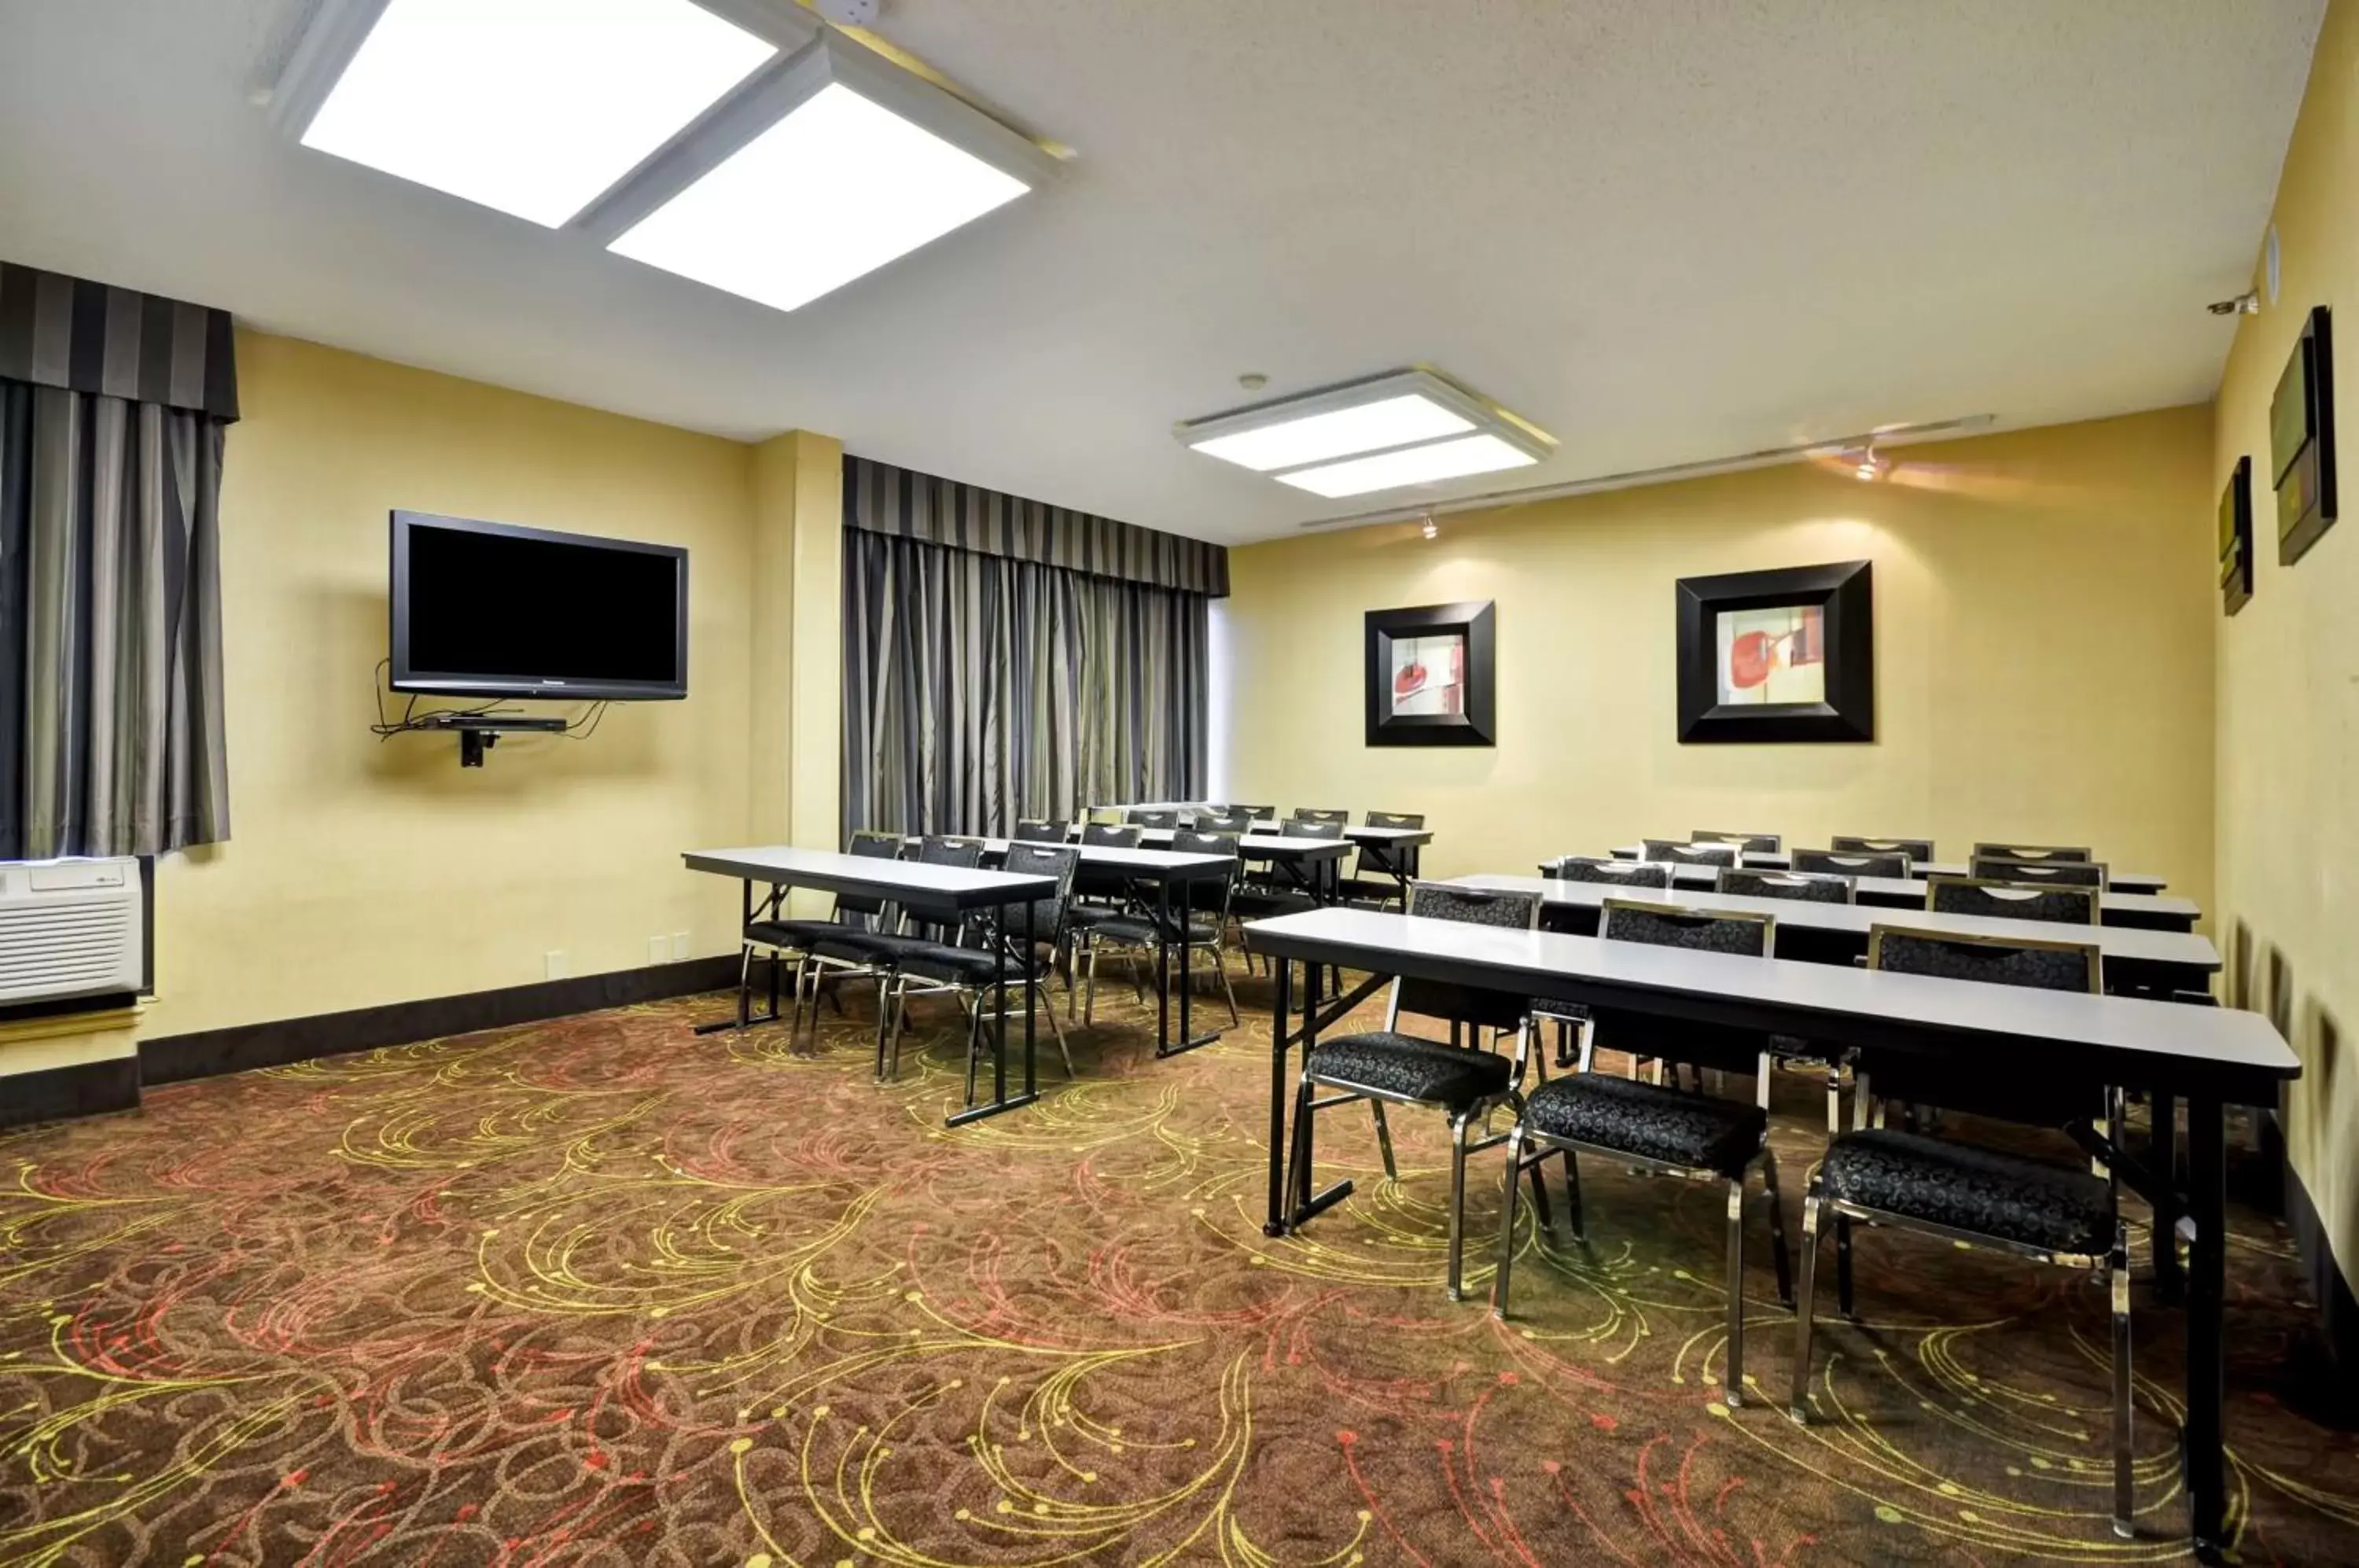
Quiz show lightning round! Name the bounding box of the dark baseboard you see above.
[2284,1152,2359,1418]
[139,956,741,1086]
[0,1053,142,1130]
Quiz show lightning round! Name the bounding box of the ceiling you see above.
[0,0,2325,544]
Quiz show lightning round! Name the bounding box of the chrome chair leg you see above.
[1790,1187,1823,1423]
[1761,1150,1794,1305]
[1216,944,1242,1025]
[1445,1108,1474,1302]
[1370,1101,1399,1179]
[885,976,911,1081]
[2110,1223,2134,1538]
[1835,1215,1855,1317]
[1724,1176,1748,1407]
[1044,980,1076,1078]
[1492,1125,1527,1319]
[1562,1147,1585,1242]
[1082,940,1100,1025]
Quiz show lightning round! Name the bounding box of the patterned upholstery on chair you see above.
[1971,856,2107,889]
[1012,819,1069,843]
[1091,914,1224,946]
[1305,1031,1514,1107]
[1001,844,1078,944]
[897,942,1058,985]
[1717,869,1850,904]
[1834,834,1935,861]
[1524,1074,1766,1178]
[1600,902,1770,957]
[1927,878,2097,925]
[1558,857,1671,889]
[1693,830,1780,853]
[1405,883,1542,929]
[1870,929,2098,992]
[918,837,986,868]
[1820,1128,2112,1254]
[1792,848,1908,878]
[1643,839,1736,867]
[1972,843,2092,863]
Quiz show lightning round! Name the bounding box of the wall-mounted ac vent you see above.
[0,858,143,1006]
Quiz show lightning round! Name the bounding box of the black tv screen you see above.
[390,511,687,700]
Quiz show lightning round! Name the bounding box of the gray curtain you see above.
[0,381,230,858]
[842,529,1208,838]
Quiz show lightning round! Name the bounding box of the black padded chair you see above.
[740,830,905,1043]
[1643,839,1737,868]
[1230,804,1277,821]
[1194,812,1253,835]
[1290,807,1350,825]
[1340,810,1426,908]
[1496,900,1792,1405]
[1971,856,2107,889]
[1693,830,1781,854]
[1284,882,1548,1299]
[1927,876,2097,925]
[1072,823,1143,921]
[1128,809,1180,830]
[1971,842,2092,863]
[1717,868,1853,904]
[1077,829,1241,1026]
[1790,926,2130,1537]
[880,842,1079,1094]
[1013,819,1069,844]
[1555,856,1672,890]
[1833,834,1934,862]
[1791,848,1908,878]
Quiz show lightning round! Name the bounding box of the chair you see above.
[1833,834,1934,862]
[1972,842,2092,863]
[1195,812,1253,835]
[1077,829,1242,1025]
[1283,817,1345,838]
[1927,875,2097,925]
[1970,856,2107,889]
[879,842,1079,1093]
[1694,830,1782,854]
[1790,925,2129,1537]
[740,830,904,1042]
[1013,819,1069,844]
[1582,900,1784,1104]
[1791,848,1908,878]
[1556,856,1672,889]
[1717,868,1852,904]
[1340,810,1426,908]
[1231,816,1342,925]
[1283,882,1548,1298]
[1495,900,1793,1408]
[1643,839,1738,867]
[1128,809,1180,829]
[1230,804,1277,821]
[1290,807,1350,825]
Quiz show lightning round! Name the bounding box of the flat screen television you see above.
[389,510,688,700]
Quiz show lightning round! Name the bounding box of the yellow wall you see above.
[143,332,760,1042]
[1223,407,2218,914]
[2213,0,2359,1295]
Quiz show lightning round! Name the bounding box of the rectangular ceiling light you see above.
[1276,434,1540,499]
[1176,369,1555,499]
[594,33,1058,313]
[296,0,777,228]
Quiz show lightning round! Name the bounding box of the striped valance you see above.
[0,262,239,422]
[844,455,1227,596]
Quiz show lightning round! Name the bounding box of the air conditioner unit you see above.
[0,857,144,1006]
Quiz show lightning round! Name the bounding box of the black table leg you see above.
[945,896,1040,1128]
[1264,954,1292,1236]
[697,877,786,1035]
[1159,873,1220,1058]
[2185,1093,2228,1557]
[2154,1091,2184,1304]
[1156,875,1172,1051]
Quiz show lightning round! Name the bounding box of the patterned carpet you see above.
[4,970,2357,1566]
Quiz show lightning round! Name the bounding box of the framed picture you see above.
[2221,455,2254,616]
[1676,561,1874,743]
[1364,601,1495,746]
[2271,304,2336,565]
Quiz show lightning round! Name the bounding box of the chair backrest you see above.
[1642,838,1736,867]
[1717,868,1852,904]
[1128,809,1180,829]
[1599,899,1773,957]
[1693,830,1781,853]
[1291,807,1349,824]
[1172,829,1240,915]
[1863,925,2103,1124]
[1391,882,1544,1030]
[1356,811,1426,878]
[1282,817,1345,839]
[1970,856,2107,889]
[1000,843,1079,944]
[1926,876,2097,925]
[1971,842,2092,863]
[1082,823,1143,848]
[1366,811,1426,829]
[918,836,984,868]
[1230,804,1277,821]
[1557,856,1671,889]
[1013,819,1069,844]
[1834,834,1934,861]
[1194,812,1253,835]
[837,830,907,921]
[1792,848,1909,878]
[1174,828,1240,858]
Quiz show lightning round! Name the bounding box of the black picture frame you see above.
[1364,600,1496,746]
[1676,560,1874,743]
[2221,455,2254,616]
[2271,304,2336,566]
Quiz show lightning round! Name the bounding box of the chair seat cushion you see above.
[896,942,1054,985]
[810,929,941,964]
[1065,904,1124,927]
[1090,915,1223,946]
[746,918,857,950]
[1305,1032,1511,1108]
[1524,1074,1765,1177]
[1820,1128,2113,1255]
[1231,890,1319,918]
[1338,875,1408,901]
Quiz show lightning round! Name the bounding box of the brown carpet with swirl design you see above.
[3,975,2356,1566]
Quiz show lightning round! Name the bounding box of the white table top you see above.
[1241,907,2295,1099]
[1604,845,2168,896]
[686,845,1058,908]
[1456,873,2217,972]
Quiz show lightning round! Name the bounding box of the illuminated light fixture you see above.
[289,0,777,227]
[1177,368,1555,499]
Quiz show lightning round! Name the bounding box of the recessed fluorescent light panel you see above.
[1177,369,1554,499]
[296,0,776,227]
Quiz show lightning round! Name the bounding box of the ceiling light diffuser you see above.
[297,0,776,227]
[1276,434,1540,499]
[1190,394,1472,473]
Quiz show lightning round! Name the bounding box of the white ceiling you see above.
[0,0,2324,543]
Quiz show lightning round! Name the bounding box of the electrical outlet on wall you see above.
[670,932,691,963]
[649,936,669,966]
[545,950,570,981]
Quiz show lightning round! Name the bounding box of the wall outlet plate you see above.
[545,950,569,981]
[670,932,691,963]
[650,936,670,966]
